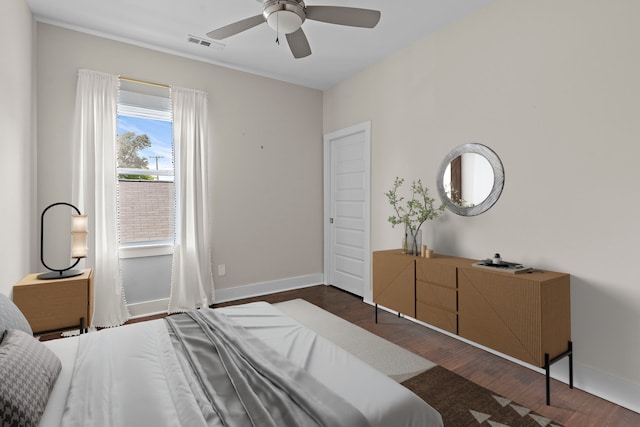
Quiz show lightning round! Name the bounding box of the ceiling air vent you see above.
[187,34,225,51]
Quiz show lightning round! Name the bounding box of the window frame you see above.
[116,89,175,259]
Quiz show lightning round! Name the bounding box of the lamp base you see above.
[37,270,84,280]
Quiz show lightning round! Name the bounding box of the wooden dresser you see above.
[373,250,572,404]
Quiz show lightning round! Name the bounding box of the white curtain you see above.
[168,87,214,313]
[72,69,129,327]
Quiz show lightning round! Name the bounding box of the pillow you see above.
[0,293,32,341]
[0,329,62,427]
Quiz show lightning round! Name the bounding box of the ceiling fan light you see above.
[266,10,303,34]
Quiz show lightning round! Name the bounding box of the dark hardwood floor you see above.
[53,284,638,426]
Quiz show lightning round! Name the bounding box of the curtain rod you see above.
[119,76,171,89]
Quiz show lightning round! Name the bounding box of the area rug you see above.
[402,366,564,427]
[273,298,436,382]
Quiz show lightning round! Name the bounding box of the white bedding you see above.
[39,335,78,426]
[40,301,443,427]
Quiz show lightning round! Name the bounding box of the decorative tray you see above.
[472,259,532,274]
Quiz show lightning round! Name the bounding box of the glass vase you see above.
[404,228,422,256]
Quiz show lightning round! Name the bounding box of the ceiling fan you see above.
[206,0,381,59]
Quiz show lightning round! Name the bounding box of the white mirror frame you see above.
[436,143,504,216]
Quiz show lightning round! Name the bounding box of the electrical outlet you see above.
[217,264,226,276]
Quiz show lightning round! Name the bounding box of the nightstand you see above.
[12,269,94,334]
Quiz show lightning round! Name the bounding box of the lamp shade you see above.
[71,214,88,259]
[72,214,88,233]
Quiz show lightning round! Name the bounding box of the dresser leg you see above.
[568,341,574,390]
[375,303,378,323]
[545,353,551,405]
[80,317,85,335]
[544,341,574,406]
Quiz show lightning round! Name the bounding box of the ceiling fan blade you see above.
[206,14,265,40]
[305,6,381,28]
[286,28,311,59]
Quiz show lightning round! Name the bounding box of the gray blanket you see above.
[165,308,370,427]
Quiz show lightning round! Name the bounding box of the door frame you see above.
[323,121,371,300]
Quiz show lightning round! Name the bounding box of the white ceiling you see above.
[26,0,492,90]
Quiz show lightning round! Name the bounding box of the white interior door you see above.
[323,122,370,297]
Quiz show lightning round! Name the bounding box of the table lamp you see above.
[37,202,88,280]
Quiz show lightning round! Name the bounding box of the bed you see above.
[0,293,443,426]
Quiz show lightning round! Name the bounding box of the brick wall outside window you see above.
[118,180,175,244]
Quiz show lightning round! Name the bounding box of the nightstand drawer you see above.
[13,269,93,334]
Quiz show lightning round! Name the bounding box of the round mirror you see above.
[436,143,504,216]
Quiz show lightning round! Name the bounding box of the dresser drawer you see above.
[416,258,457,289]
[416,301,457,333]
[416,281,456,311]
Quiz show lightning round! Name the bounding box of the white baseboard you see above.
[214,274,324,303]
[127,274,325,318]
[365,299,640,413]
[563,361,640,413]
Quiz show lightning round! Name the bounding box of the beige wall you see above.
[35,24,323,291]
[324,0,640,410]
[0,1,35,296]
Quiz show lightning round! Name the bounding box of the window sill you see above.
[119,243,174,259]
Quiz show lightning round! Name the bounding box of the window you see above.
[116,89,174,257]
